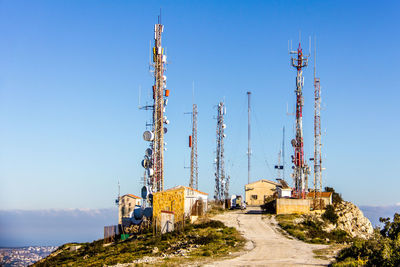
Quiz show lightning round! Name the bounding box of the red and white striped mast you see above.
[290,41,310,199]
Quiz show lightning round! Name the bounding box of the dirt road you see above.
[205,208,330,267]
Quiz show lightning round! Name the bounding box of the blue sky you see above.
[1,0,399,210]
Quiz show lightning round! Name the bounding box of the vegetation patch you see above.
[333,213,400,266]
[34,218,244,267]
[275,214,351,244]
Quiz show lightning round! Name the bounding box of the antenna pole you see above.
[290,40,310,199]
[313,36,323,208]
[215,101,227,201]
[189,104,198,189]
[247,91,251,185]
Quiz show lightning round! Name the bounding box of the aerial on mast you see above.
[141,13,169,193]
[289,39,311,199]
[311,36,323,208]
[214,101,228,201]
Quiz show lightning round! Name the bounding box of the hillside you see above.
[33,218,244,266]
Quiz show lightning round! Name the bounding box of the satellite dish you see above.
[141,158,150,169]
[147,168,154,177]
[143,131,154,141]
[291,139,296,147]
[145,148,153,157]
[141,186,148,199]
[164,127,168,134]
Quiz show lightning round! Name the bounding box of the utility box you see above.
[161,211,175,234]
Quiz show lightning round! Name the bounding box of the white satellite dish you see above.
[143,131,154,141]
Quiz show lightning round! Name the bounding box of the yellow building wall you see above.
[276,198,310,214]
[153,188,185,226]
[245,180,277,206]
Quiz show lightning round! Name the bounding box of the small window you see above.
[251,195,258,200]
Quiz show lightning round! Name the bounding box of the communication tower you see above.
[141,15,169,193]
[214,102,228,201]
[312,39,323,206]
[289,42,310,199]
[189,104,198,189]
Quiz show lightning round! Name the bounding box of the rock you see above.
[293,217,304,225]
[333,201,373,239]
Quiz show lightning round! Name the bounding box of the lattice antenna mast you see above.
[189,104,198,189]
[289,41,310,199]
[313,38,322,197]
[214,102,227,201]
[141,15,169,193]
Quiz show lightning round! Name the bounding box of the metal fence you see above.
[104,225,117,244]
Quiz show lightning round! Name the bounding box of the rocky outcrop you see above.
[331,201,374,239]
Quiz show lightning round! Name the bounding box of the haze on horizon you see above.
[1,0,399,212]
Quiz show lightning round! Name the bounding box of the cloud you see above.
[0,208,118,247]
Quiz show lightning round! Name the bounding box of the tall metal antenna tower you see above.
[152,15,168,192]
[247,92,251,185]
[215,102,228,201]
[189,104,198,189]
[289,41,310,199]
[141,14,169,193]
[313,38,322,202]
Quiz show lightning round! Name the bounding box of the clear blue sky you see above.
[1,0,399,210]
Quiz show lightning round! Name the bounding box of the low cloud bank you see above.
[359,205,400,227]
[0,208,117,247]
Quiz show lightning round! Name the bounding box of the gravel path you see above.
[204,208,330,267]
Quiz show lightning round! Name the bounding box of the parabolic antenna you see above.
[143,131,154,141]
[141,159,149,169]
[145,148,153,157]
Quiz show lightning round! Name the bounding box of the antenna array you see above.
[313,38,323,207]
[214,102,228,201]
[289,42,311,199]
[189,104,198,190]
[141,16,169,193]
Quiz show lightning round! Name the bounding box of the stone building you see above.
[245,179,280,206]
[152,186,208,227]
[118,194,141,225]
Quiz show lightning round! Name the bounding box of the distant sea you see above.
[0,208,117,247]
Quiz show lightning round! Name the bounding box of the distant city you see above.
[0,246,57,267]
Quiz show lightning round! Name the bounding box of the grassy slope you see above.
[34,219,244,267]
[275,214,351,245]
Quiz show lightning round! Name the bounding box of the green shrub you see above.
[325,187,343,204]
[322,205,338,224]
[335,213,400,266]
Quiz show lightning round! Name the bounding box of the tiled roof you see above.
[123,194,141,199]
[307,192,333,198]
[245,179,280,187]
[159,185,209,195]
